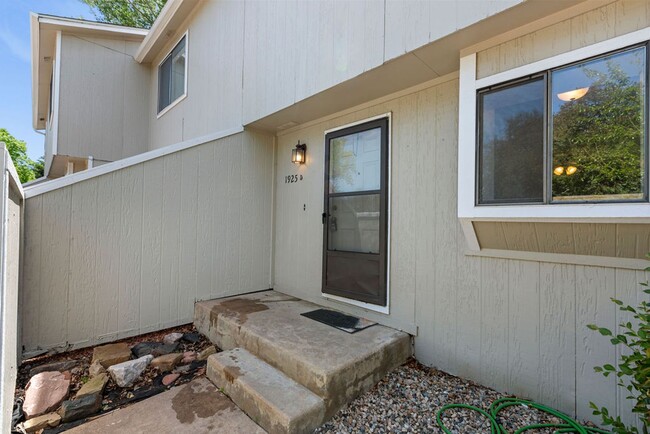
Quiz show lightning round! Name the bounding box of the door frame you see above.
[321,113,392,314]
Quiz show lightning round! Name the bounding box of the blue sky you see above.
[0,0,95,160]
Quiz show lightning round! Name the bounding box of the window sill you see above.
[156,93,187,119]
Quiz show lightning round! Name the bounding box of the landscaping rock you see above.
[131,341,179,358]
[181,351,196,364]
[23,371,70,419]
[152,343,179,357]
[131,342,160,358]
[151,353,183,372]
[75,373,109,399]
[29,359,79,377]
[197,346,216,361]
[163,332,183,345]
[59,393,102,423]
[107,355,153,387]
[174,365,191,374]
[92,343,131,368]
[181,332,201,343]
[162,373,180,386]
[21,412,61,433]
[89,360,105,377]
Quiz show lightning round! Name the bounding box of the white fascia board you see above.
[458,26,650,235]
[30,13,40,130]
[49,31,62,172]
[37,15,148,37]
[24,126,243,198]
[134,0,183,63]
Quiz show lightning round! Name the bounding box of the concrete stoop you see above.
[208,348,325,434]
[194,290,411,434]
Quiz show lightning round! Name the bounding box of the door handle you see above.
[322,212,327,224]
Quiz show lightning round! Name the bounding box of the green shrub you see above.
[588,262,650,434]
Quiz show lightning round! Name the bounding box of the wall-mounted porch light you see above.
[292,141,307,164]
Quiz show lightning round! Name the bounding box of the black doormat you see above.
[300,309,376,334]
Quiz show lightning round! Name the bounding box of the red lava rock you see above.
[162,373,180,386]
[195,367,206,376]
[23,372,70,419]
[181,351,196,364]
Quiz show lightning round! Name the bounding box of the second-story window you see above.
[158,35,187,114]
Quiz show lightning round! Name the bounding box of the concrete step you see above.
[195,290,411,419]
[207,347,326,434]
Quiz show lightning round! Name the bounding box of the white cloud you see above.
[0,28,30,63]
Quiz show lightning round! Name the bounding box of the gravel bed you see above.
[315,359,592,434]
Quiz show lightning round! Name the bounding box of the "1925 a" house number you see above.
[284,174,303,183]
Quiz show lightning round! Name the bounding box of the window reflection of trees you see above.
[552,56,645,201]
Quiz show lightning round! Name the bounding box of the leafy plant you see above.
[0,128,44,183]
[588,262,650,434]
[80,0,167,29]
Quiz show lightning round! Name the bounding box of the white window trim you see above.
[156,30,188,118]
[458,26,650,251]
[321,112,392,315]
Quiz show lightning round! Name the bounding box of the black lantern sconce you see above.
[292,141,307,164]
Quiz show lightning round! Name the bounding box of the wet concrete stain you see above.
[223,365,243,384]
[209,298,270,326]
[171,382,236,424]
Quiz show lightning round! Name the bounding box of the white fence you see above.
[0,142,23,434]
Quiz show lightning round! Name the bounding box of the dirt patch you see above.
[171,382,235,424]
[209,298,269,325]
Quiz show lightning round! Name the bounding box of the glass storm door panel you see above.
[323,118,388,306]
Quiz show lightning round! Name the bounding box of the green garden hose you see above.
[435,397,612,434]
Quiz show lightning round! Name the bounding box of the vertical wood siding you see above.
[58,35,149,162]
[476,0,650,79]
[383,0,523,61]
[21,131,274,351]
[148,0,245,150]
[273,77,649,425]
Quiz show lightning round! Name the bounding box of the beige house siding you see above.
[145,0,534,142]
[21,130,274,353]
[147,0,245,150]
[476,0,650,79]
[474,222,650,259]
[57,34,149,163]
[383,0,523,61]
[273,74,647,426]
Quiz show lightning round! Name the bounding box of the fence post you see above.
[0,141,23,434]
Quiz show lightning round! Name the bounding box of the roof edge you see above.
[37,13,149,36]
[135,0,199,63]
